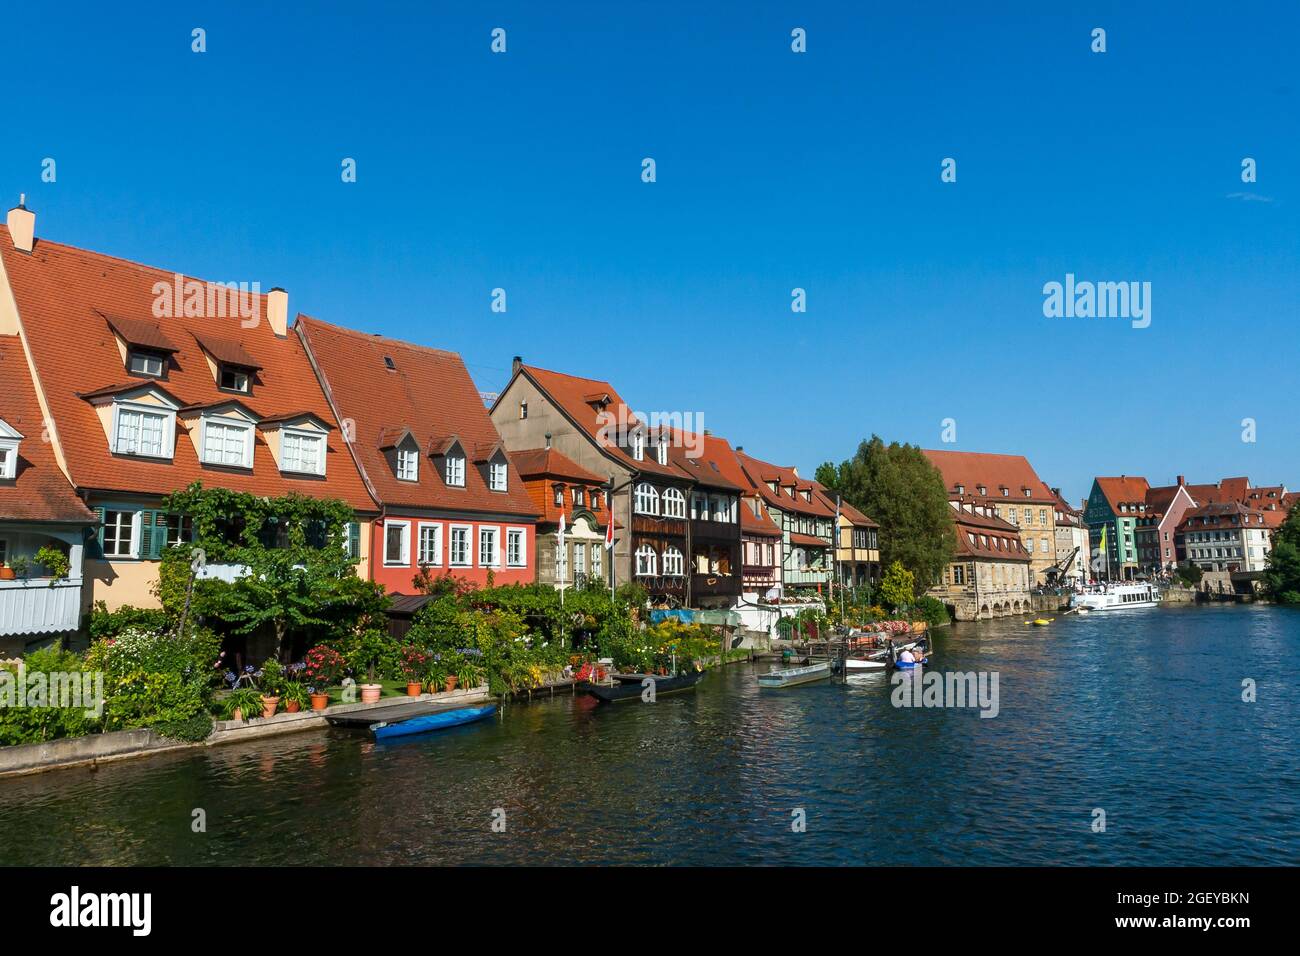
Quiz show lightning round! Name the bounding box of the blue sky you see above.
[5,1,1296,504]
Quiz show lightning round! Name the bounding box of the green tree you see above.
[821,436,954,589]
[879,560,916,610]
[1264,507,1300,604]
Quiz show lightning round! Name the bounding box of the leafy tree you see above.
[1174,561,1204,587]
[820,436,954,589]
[879,560,916,610]
[1264,507,1300,605]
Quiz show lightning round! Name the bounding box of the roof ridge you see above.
[297,313,460,360]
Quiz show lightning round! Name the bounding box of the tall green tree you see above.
[819,435,954,589]
[1264,507,1300,604]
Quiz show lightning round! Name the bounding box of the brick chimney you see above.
[512,355,522,377]
[7,195,35,253]
[1177,475,1185,486]
[266,287,288,337]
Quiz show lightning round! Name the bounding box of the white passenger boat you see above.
[1070,583,1161,611]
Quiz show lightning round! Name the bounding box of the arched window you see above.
[634,482,659,516]
[662,487,686,519]
[635,545,657,576]
[663,547,685,576]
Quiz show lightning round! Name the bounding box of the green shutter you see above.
[87,506,106,559]
[348,521,361,560]
[140,510,156,560]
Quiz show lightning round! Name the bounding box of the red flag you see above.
[605,516,614,551]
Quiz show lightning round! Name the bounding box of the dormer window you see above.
[200,415,254,468]
[631,431,645,461]
[282,428,325,475]
[0,421,20,480]
[445,453,466,487]
[1023,488,1031,498]
[113,403,173,458]
[977,485,987,496]
[656,442,668,466]
[489,459,507,491]
[128,350,166,377]
[572,487,585,507]
[219,365,251,393]
[956,484,965,495]
[554,484,565,506]
[396,447,419,481]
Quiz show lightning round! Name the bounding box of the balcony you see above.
[0,578,83,637]
[691,572,741,600]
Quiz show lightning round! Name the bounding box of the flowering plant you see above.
[303,645,346,686]
[398,645,431,682]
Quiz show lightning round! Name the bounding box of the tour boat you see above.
[758,661,832,688]
[1070,583,1161,612]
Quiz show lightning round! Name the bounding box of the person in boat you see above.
[898,648,915,664]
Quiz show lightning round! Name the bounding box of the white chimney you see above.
[7,194,35,253]
[266,287,288,337]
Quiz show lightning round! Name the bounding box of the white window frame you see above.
[0,438,17,480]
[663,546,684,577]
[590,542,602,578]
[449,524,472,567]
[662,487,686,519]
[506,527,527,568]
[102,509,141,559]
[635,544,657,577]
[572,541,586,577]
[478,525,501,567]
[127,351,165,377]
[112,402,175,459]
[417,522,443,566]
[656,441,668,466]
[631,431,645,461]
[281,427,326,476]
[445,454,466,487]
[383,519,410,567]
[219,365,250,393]
[634,482,659,516]
[198,415,255,469]
[396,447,419,482]
[489,459,507,492]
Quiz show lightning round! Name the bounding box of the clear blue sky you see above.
[5,1,1296,504]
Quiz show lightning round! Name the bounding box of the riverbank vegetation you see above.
[1265,508,1300,605]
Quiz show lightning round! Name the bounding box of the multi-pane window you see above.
[449,526,471,566]
[0,445,13,479]
[418,524,442,566]
[445,455,465,486]
[479,527,499,567]
[662,488,686,519]
[554,486,564,506]
[506,529,525,567]
[631,432,644,460]
[662,547,684,576]
[572,542,586,577]
[165,514,193,548]
[115,408,167,457]
[219,366,250,392]
[572,487,585,507]
[489,460,507,491]
[282,430,324,475]
[397,448,418,481]
[102,510,135,558]
[634,482,659,515]
[590,544,601,578]
[635,545,657,576]
[656,442,668,466]
[202,419,251,467]
[128,351,165,377]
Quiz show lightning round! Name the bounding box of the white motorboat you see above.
[1070,583,1161,611]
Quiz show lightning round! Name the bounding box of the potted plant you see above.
[399,644,430,697]
[280,680,309,713]
[33,545,71,580]
[350,629,389,704]
[223,688,264,723]
[308,686,331,711]
[0,564,12,581]
[257,658,285,718]
[303,644,346,696]
[457,662,485,691]
[8,556,29,580]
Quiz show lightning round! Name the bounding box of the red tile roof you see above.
[0,227,375,510]
[1094,476,1152,513]
[298,315,536,519]
[1185,477,1250,505]
[661,431,745,492]
[740,495,782,537]
[516,365,683,480]
[951,508,1031,561]
[0,337,95,523]
[1177,500,1268,533]
[191,331,262,370]
[810,484,878,527]
[923,449,1055,503]
[508,447,612,529]
[734,450,835,518]
[509,447,607,485]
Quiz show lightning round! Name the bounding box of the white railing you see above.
[0,578,83,636]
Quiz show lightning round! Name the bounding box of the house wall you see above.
[370,514,534,594]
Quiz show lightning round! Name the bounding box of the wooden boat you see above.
[587,669,706,702]
[371,704,496,740]
[844,653,889,671]
[758,661,832,688]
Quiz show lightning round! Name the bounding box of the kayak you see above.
[372,704,497,740]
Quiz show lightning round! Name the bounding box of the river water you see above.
[2,605,1297,866]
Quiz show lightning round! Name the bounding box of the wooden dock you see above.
[326,697,492,729]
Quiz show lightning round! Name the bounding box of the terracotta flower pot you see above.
[309,693,330,711]
[285,700,301,713]
[406,681,423,697]
[231,708,245,722]
[359,683,382,704]
[444,676,459,693]
[260,695,280,719]
[0,567,14,581]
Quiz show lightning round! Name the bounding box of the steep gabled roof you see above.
[1094,476,1152,514]
[509,447,607,485]
[0,337,95,523]
[297,315,536,518]
[734,449,835,518]
[0,226,373,509]
[922,449,1055,502]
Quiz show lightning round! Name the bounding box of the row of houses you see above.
[1084,475,1295,578]
[0,203,885,651]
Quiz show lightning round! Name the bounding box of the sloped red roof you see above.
[0,226,374,510]
[923,449,1055,502]
[1094,476,1152,513]
[298,315,536,519]
[951,508,1031,561]
[810,483,878,527]
[740,494,782,537]
[662,431,745,492]
[734,450,835,518]
[509,447,607,484]
[0,337,95,523]
[1185,477,1251,505]
[1177,500,1267,533]
[192,331,262,370]
[517,365,683,480]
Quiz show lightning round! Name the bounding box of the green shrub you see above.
[153,713,214,742]
[84,625,220,732]
[0,648,99,745]
[913,595,951,626]
[87,603,172,642]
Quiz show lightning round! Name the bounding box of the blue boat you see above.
[371,704,497,740]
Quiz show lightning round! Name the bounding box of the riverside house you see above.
[0,206,376,614]
[928,504,1033,620]
[734,451,835,597]
[1083,476,1151,580]
[663,429,743,610]
[297,317,537,594]
[924,449,1060,585]
[1134,477,1197,574]
[813,484,880,592]
[490,361,692,605]
[508,441,611,590]
[0,335,96,651]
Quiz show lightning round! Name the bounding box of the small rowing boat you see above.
[587,669,706,702]
[371,704,497,740]
[758,661,832,688]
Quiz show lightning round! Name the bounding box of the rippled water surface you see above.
[2,605,1298,865]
